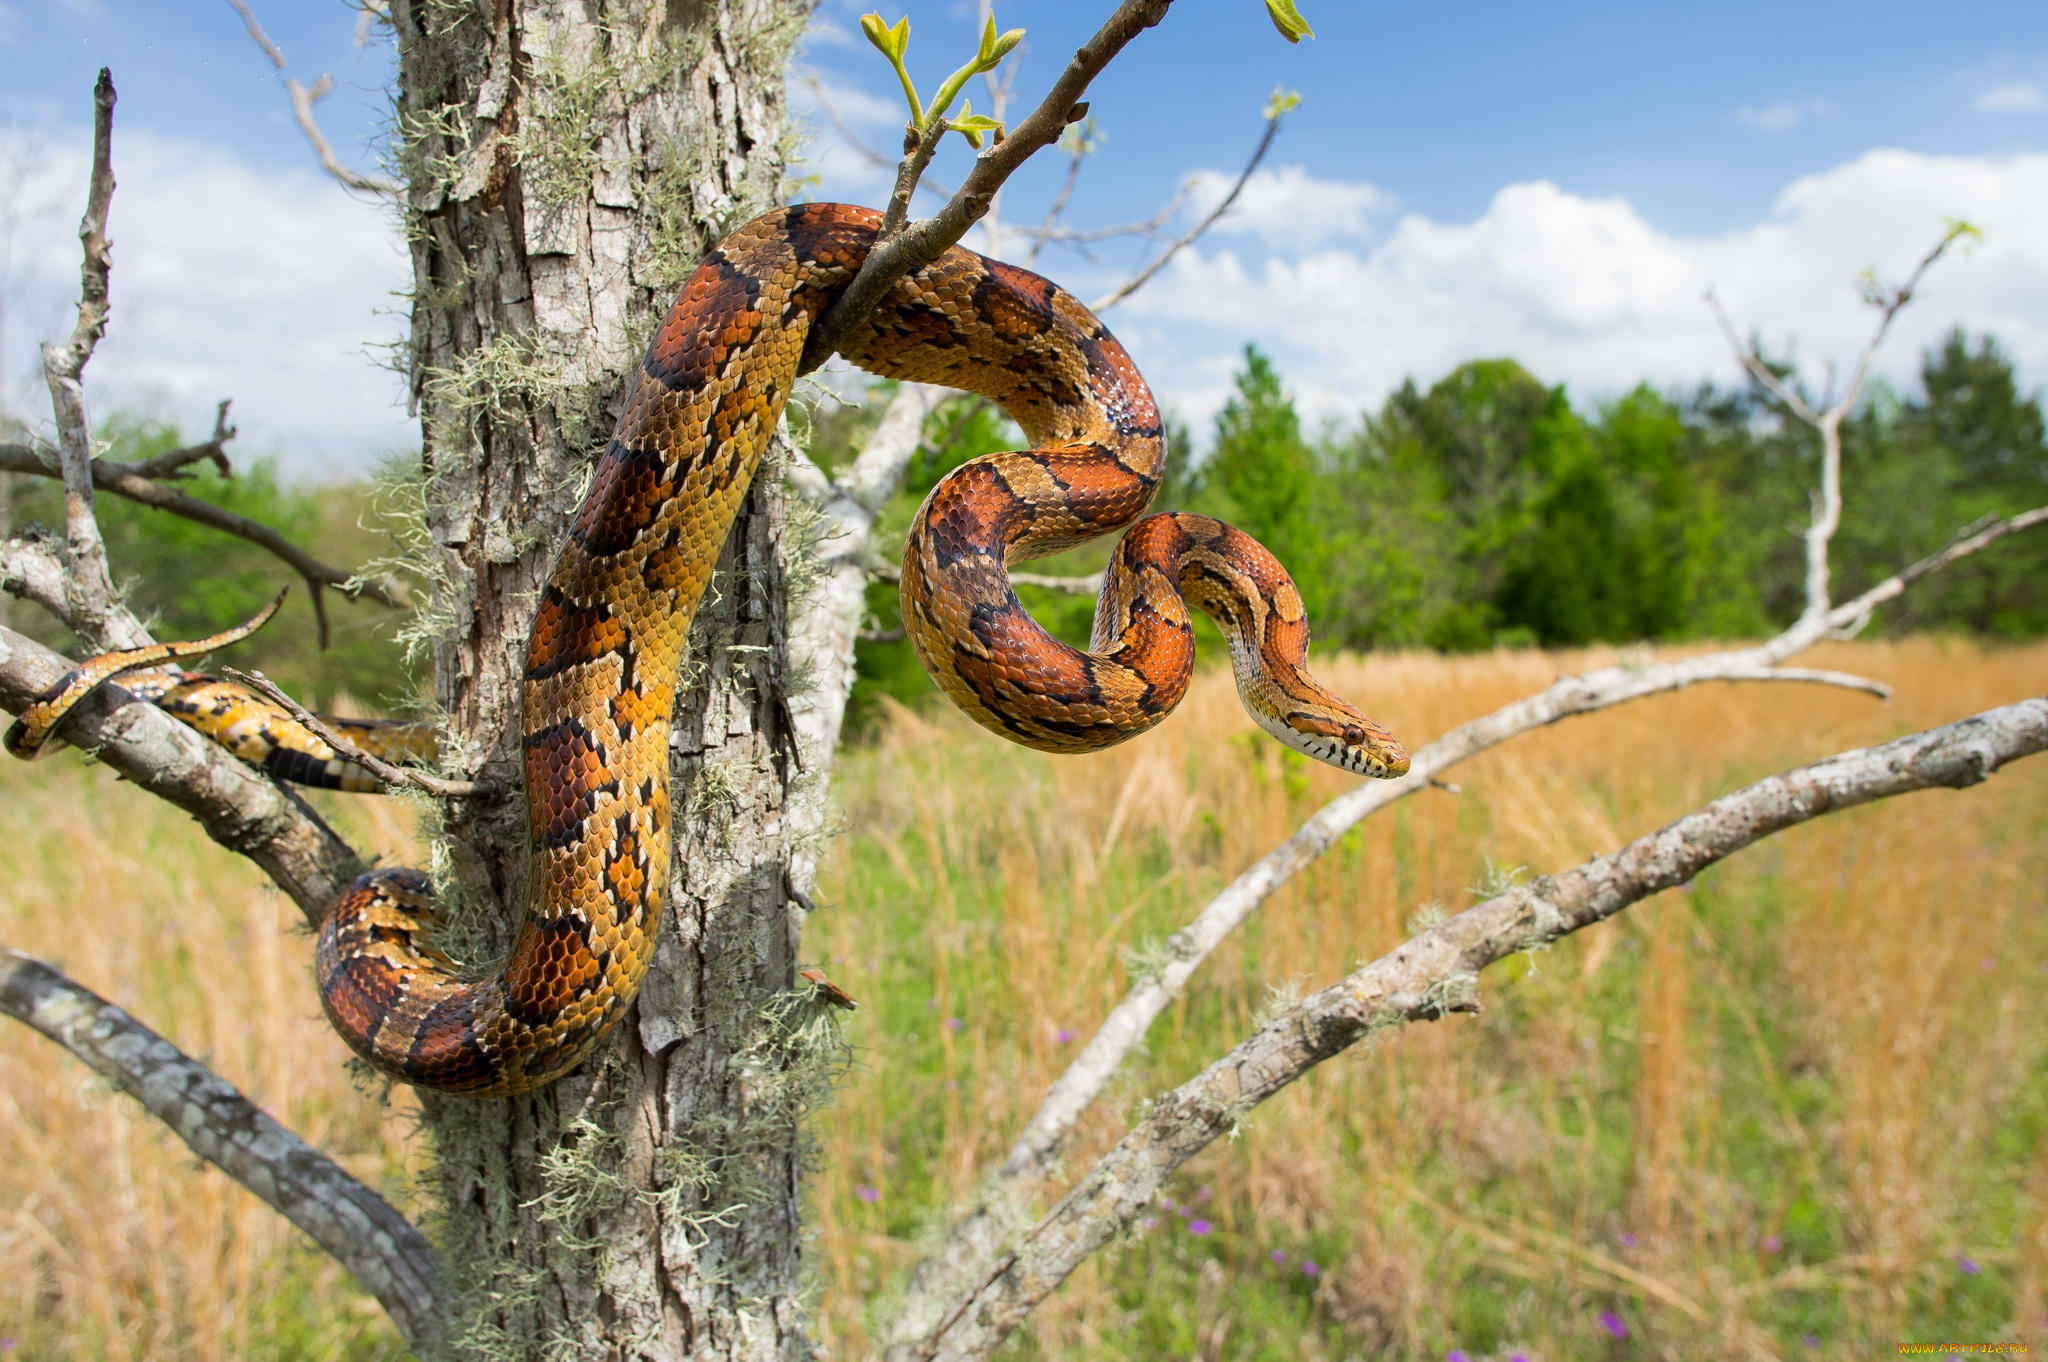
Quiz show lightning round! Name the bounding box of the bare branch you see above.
[224,666,483,798]
[0,440,411,639]
[1820,505,2048,638]
[286,75,404,197]
[910,697,2048,1360]
[0,531,76,622]
[123,398,237,481]
[1704,289,1818,424]
[799,0,1176,375]
[0,623,367,925]
[1706,226,1972,629]
[226,0,402,198]
[39,69,143,651]
[1089,111,1283,313]
[0,948,444,1349]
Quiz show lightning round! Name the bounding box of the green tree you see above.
[1201,346,1324,612]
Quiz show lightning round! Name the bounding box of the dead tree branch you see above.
[1706,223,1976,628]
[121,398,237,480]
[908,696,2048,1361]
[226,0,402,198]
[1089,107,1284,312]
[0,949,445,1349]
[0,623,367,924]
[0,435,410,645]
[38,69,145,652]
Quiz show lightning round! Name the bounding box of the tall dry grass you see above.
[1,640,2042,1359]
[0,752,421,1360]
[808,637,2048,1359]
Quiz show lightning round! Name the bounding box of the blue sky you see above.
[2,1,2046,475]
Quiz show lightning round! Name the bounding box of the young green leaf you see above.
[1263,0,1316,43]
[950,101,1006,150]
[1263,87,1302,121]
[861,11,910,60]
[862,12,923,123]
[977,14,1025,70]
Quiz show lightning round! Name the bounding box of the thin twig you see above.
[0,442,411,636]
[224,667,483,798]
[0,949,445,1349]
[122,399,237,480]
[907,697,2048,1360]
[226,0,402,197]
[1089,113,1283,312]
[799,0,1177,375]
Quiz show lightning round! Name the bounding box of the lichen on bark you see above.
[387,1,825,1356]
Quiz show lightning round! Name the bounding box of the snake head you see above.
[1267,704,1411,780]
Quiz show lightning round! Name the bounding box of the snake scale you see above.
[6,203,1408,1096]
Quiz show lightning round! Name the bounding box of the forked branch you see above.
[911,697,2048,1360]
[0,434,411,645]
[226,0,402,197]
[1705,221,1978,626]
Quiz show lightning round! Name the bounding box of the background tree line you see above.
[6,325,2043,727]
[828,327,2048,725]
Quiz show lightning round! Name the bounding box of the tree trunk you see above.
[392,1,823,1356]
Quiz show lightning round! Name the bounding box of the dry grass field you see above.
[2,638,2044,1359]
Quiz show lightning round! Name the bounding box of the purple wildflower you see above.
[1270,1249,1287,1264]
[1959,1257,1981,1275]
[945,1016,963,1031]
[1189,1219,1212,1236]
[1803,1336,1820,1349]
[1141,1217,1158,1230]
[1448,1352,1469,1362]
[1511,1355,1531,1362]
[1057,1028,1079,1044]
[926,997,938,1009]
[1618,1233,1636,1248]
[1764,1234,1783,1253]
[1177,1204,1191,1218]
[1196,1187,1213,1202]
[856,1186,880,1204]
[1600,1310,1628,1339]
[0,1341,16,1353]
[1302,1260,1320,1277]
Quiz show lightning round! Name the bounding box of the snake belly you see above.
[7,203,1405,1096]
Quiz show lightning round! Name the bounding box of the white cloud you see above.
[1976,82,2045,113]
[1111,150,2048,438]
[2,125,412,479]
[1734,97,1836,132]
[1184,164,1391,248]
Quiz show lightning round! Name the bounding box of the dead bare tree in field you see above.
[1,6,2044,1362]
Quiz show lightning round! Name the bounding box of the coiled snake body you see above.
[6,204,1407,1096]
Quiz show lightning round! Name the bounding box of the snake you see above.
[5,203,1408,1097]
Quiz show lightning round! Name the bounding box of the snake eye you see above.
[1341,724,1366,747]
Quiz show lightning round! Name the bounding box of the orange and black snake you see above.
[5,203,1408,1097]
